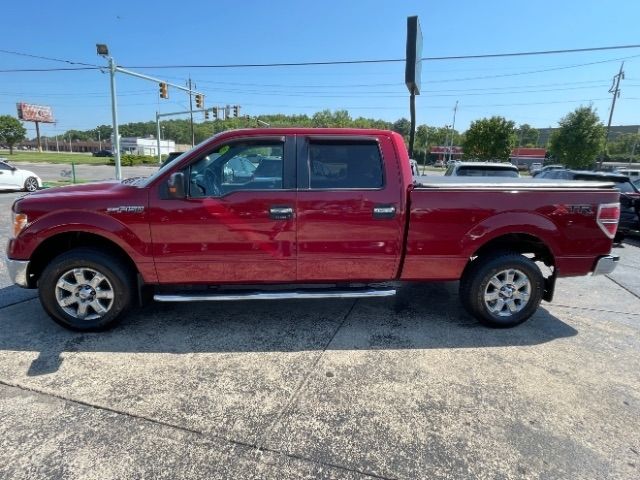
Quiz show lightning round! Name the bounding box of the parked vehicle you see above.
[0,159,42,192]
[92,150,113,157]
[617,169,640,181]
[6,128,621,332]
[531,164,564,178]
[536,169,639,241]
[529,162,543,173]
[444,161,520,178]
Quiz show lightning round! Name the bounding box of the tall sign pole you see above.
[405,16,422,158]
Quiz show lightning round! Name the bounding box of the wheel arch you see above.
[27,231,139,288]
[462,232,557,302]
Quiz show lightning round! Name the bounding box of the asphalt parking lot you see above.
[1,190,639,479]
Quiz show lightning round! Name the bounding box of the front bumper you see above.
[592,255,619,275]
[5,257,30,287]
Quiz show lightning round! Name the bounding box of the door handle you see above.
[373,205,396,219]
[269,206,294,220]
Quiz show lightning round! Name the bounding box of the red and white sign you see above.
[16,103,55,123]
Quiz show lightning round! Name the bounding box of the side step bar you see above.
[154,288,396,302]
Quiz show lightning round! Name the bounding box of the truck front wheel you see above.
[460,253,543,328]
[38,248,134,331]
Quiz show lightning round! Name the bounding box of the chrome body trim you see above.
[5,257,30,287]
[154,288,396,302]
[592,255,619,275]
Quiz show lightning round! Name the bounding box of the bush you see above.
[108,154,157,166]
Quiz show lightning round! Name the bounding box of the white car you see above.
[0,159,42,192]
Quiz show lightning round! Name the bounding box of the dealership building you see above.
[120,137,175,156]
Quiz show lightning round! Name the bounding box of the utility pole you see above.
[188,77,195,147]
[601,61,625,168]
[448,101,458,163]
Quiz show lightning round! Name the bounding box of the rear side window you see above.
[308,141,383,189]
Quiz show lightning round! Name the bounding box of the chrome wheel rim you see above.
[55,268,114,320]
[25,178,38,191]
[484,268,531,317]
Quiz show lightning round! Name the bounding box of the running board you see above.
[153,288,396,302]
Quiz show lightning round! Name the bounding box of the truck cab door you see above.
[295,135,405,281]
[148,135,297,284]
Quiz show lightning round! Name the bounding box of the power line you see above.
[422,44,640,61]
[426,53,640,83]
[123,44,640,69]
[0,49,99,67]
[0,67,99,73]
[2,48,640,77]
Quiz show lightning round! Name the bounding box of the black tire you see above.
[459,252,543,328]
[38,248,134,331]
[24,176,39,192]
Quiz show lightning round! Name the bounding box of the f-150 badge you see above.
[106,206,145,214]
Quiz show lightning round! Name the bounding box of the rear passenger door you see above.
[295,135,405,282]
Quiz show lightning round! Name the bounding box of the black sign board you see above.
[405,16,423,95]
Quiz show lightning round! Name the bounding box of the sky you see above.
[2,0,640,141]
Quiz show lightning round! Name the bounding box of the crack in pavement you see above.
[0,295,38,310]
[552,304,640,316]
[252,299,372,475]
[605,274,640,301]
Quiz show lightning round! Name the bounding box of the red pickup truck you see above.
[6,128,620,331]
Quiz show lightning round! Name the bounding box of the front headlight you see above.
[11,212,28,239]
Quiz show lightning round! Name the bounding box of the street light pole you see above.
[108,56,122,180]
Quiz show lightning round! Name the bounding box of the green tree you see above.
[0,115,27,154]
[608,132,640,160]
[463,116,516,160]
[516,123,539,147]
[392,118,411,138]
[549,106,605,169]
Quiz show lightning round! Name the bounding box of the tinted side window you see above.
[188,141,283,198]
[308,141,383,189]
[0,162,11,171]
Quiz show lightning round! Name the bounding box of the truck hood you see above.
[27,180,127,197]
[13,180,147,215]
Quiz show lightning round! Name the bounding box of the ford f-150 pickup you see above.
[6,128,621,331]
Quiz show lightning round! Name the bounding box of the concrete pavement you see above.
[1,190,639,479]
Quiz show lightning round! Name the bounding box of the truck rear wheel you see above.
[38,248,133,331]
[460,253,543,328]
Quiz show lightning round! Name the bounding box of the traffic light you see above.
[204,110,209,120]
[225,105,231,118]
[159,82,168,99]
[195,94,204,109]
[212,108,218,119]
[233,105,240,117]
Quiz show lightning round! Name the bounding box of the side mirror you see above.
[167,172,186,199]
